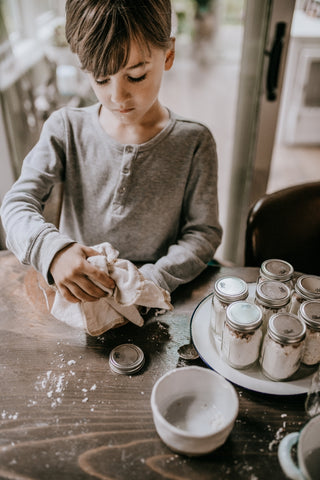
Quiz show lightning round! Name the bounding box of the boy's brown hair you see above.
[65,0,172,79]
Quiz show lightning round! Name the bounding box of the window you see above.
[0,0,66,90]
[1,0,64,49]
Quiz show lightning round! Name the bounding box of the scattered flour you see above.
[32,355,101,412]
[1,410,19,420]
[268,420,287,451]
[35,366,70,408]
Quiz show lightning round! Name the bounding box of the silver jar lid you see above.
[298,300,320,331]
[214,276,248,303]
[109,344,145,375]
[260,259,294,282]
[226,301,262,332]
[255,280,291,308]
[295,275,320,300]
[268,313,306,344]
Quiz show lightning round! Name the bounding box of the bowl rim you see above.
[150,366,239,439]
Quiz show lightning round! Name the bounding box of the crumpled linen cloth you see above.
[51,242,173,336]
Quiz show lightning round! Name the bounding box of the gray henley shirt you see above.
[1,103,222,293]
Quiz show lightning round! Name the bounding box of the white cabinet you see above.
[277,10,320,145]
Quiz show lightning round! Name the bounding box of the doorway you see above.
[160,0,246,262]
[161,0,319,265]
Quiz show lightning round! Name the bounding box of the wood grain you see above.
[0,251,310,479]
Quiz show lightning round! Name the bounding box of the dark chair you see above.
[245,182,320,275]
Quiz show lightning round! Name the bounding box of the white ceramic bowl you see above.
[150,366,239,456]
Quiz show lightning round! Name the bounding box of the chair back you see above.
[245,182,320,275]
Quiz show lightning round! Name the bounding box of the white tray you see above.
[190,293,315,395]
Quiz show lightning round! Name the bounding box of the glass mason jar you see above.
[260,313,306,381]
[254,280,291,333]
[211,276,248,339]
[257,259,294,290]
[290,275,320,315]
[298,300,320,366]
[221,301,263,369]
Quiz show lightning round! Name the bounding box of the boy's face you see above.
[88,41,174,126]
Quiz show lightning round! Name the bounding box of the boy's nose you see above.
[110,80,128,104]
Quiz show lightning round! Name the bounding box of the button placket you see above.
[112,145,135,213]
[121,145,134,175]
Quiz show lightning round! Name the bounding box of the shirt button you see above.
[125,146,133,153]
[119,186,126,193]
[123,167,129,174]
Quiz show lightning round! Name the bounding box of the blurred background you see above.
[0,0,319,264]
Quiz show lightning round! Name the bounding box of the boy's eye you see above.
[95,78,110,86]
[95,73,147,86]
[128,73,147,83]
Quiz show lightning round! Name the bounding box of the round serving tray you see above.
[190,293,315,395]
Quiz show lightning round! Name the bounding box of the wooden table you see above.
[0,250,312,479]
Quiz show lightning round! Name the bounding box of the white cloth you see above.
[51,242,173,336]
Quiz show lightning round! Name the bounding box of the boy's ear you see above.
[164,37,175,71]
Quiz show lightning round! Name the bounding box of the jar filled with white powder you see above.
[257,259,294,290]
[254,280,291,333]
[222,301,263,369]
[211,277,249,339]
[290,275,320,315]
[298,300,320,366]
[260,313,306,381]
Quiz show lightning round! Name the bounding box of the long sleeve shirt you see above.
[1,103,222,293]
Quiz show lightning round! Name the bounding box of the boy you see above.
[1,0,222,305]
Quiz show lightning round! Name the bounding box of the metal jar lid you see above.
[214,276,248,303]
[298,300,320,331]
[267,313,306,344]
[295,275,320,300]
[109,344,145,375]
[255,280,291,308]
[226,301,262,332]
[260,259,294,282]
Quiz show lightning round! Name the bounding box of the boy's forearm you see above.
[139,225,222,293]
[1,192,74,284]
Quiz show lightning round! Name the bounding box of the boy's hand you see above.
[49,243,115,303]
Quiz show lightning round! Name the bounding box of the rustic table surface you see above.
[0,250,312,480]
